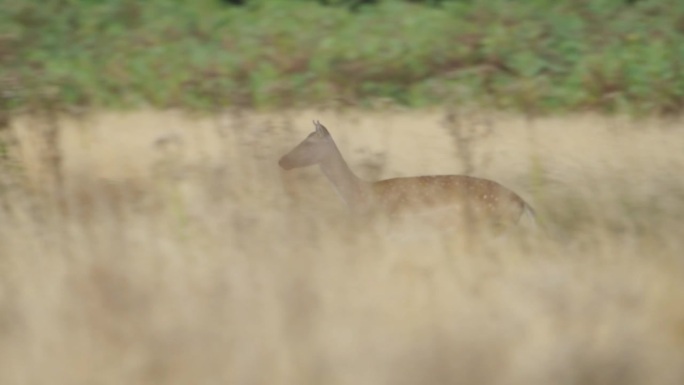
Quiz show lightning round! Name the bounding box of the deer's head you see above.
[279,120,334,170]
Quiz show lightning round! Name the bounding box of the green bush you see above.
[1,0,683,114]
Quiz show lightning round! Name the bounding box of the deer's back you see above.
[371,175,526,224]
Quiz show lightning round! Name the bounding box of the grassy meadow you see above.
[2,1,684,383]
[0,110,683,384]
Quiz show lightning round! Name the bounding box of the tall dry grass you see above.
[0,109,683,385]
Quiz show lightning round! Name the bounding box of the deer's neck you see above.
[318,144,371,212]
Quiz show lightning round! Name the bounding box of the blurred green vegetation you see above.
[1,0,684,114]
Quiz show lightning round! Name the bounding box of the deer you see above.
[279,120,536,233]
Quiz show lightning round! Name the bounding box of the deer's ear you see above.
[313,120,330,136]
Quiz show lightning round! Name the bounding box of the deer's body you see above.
[279,121,535,230]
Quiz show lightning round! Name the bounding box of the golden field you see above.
[1,109,683,384]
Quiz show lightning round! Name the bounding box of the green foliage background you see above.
[2,0,684,113]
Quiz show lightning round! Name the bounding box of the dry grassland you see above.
[1,109,683,384]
